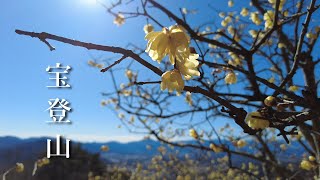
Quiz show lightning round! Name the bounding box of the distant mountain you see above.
[0,136,48,171]
[0,136,309,172]
[0,136,166,171]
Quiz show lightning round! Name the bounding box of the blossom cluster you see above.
[145,25,201,95]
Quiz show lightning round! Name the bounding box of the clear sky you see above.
[0,0,247,142]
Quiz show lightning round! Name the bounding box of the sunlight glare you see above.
[82,0,97,5]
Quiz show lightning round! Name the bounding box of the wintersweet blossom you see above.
[189,129,199,139]
[268,77,275,83]
[160,69,185,95]
[289,85,299,92]
[246,112,269,130]
[176,175,184,180]
[264,10,274,29]
[227,26,235,36]
[268,0,286,10]
[240,8,249,17]
[264,96,276,106]
[100,100,107,106]
[228,0,234,7]
[300,160,315,171]
[101,145,109,152]
[280,144,287,151]
[225,72,237,84]
[15,163,24,173]
[237,140,247,148]
[229,52,243,64]
[309,156,316,162]
[145,25,190,64]
[185,91,193,106]
[219,12,226,18]
[278,42,286,48]
[114,13,125,26]
[125,69,133,79]
[306,32,317,39]
[37,157,50,167]
[249,30,258,38]
[176,53,200,80]
[143,24,154,34]
[250,12,262,25]
[210,143,222,153]
[221,16,232,27]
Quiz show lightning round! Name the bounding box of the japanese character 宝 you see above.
[46,63,71,88]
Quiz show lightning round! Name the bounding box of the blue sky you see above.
[0,0,235,142]
[0,0,144,142]
[2,0,292,143]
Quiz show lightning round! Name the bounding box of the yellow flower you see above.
[221,16,232,27]
[208,43,217,49]
[176,175,184,180]
[296,2,301,8]
[101,145,109,152]
[118,113,125,119]
[96,64,104,69]
[185,175,192,180]
[250,12,262,25]
[228,59,241,67]
[219,12,226,18]
[42,158,50,165]
[225,72,237,84]
[268,0,286,10]
[189,129,199,139]
[229,52,243,64]
[228,0,234,7]
[15,163,24,173]
[309,156,316,162]
[176,53,201,80]
[306,32,317,39]
[125,69,133,79]
[161,69,185,95]
[240,8,249,17]
[249,30,258,38]
[182,8,188,14]
[143,24,154,34]
[289,85,299,92]
[236,140,247,148]
[37,157,50,167]
[113,13,125,26]
[122,90,132,96]
[88,60,96,66]
[221,20,228,27]
[268,76,275,83]
[246,112,269,130]
[278,42,286,48]
[210,143,222,152]
[264,96,276,107]
[145,25,190,65]
[225,16,232,23]
[185,91,193,106]
[227,26,235,36]
[130,116,135,123]
[300,160,315,171]
[100,100,107,106]
[280,144,287,151]
[264,10,274,29]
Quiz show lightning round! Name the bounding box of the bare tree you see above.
[15,0,320,178]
